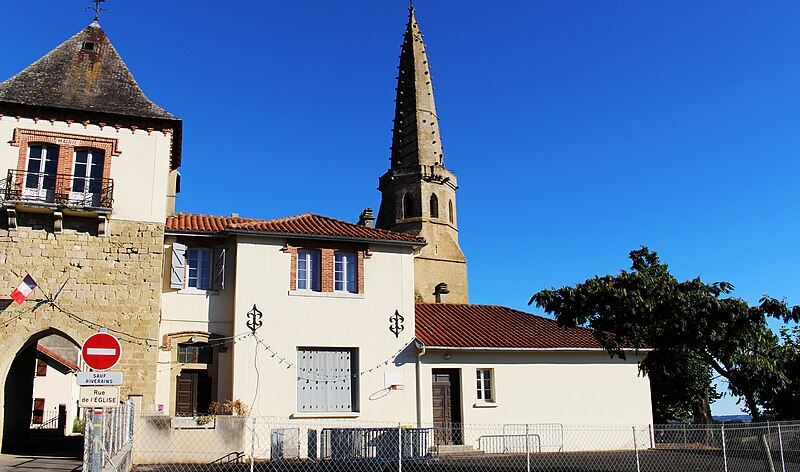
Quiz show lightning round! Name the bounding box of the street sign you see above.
[79,386,120,408]
[77,371,123,386]
[81,332,122,371]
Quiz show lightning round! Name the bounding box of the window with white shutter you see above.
[297,348,358,412]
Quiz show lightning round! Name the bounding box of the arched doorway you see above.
[2,329,83,457]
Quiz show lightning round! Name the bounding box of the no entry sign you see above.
[81,332,122,371]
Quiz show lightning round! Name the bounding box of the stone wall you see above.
[0,213,163,438]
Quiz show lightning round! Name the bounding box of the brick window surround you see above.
[10,128,121,185]
[284,240,368,294]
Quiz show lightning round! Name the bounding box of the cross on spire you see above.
[87,0,108,22]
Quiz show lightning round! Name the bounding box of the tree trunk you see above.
[692,387,714,424]
[746,392,761,422]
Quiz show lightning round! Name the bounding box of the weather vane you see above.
[87,0,108,22]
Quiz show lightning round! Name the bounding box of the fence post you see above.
[721,424,728,472]
[633,427,641,472]
[250,416,255,472]
[778,424,786,472]
[398,422,403,472]
[526,424,531,472]
[90,408,103,472]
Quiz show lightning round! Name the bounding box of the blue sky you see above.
[4,1,800,416]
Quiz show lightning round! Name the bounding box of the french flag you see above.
[11,274,38,305]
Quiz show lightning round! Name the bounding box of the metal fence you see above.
[125,415,800,472]
[83,400,136,472]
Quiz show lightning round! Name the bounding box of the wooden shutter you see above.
[36,358,47,376]
[32,398,45,424]
[297,348,355,412]
[212,246,226,291]
[170,242,186,289]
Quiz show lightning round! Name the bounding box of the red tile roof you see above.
[166,213,424,244]
[415,303,612,350]
[36,344,80,371]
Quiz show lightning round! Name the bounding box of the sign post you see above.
[81,332,122,472]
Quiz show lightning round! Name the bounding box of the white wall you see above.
[156,235,236,414]
[419,349,653,426]
[231,236,418,423]
[31,361,79,430]
[0,116,174,223]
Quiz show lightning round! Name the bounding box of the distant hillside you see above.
[713,414,752,423]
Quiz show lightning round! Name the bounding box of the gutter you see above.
[421,345,654,353]
[414,338,426,427]
[165,229,425,248]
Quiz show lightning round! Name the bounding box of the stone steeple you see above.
[376,6,468,304]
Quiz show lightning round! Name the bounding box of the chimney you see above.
[434,282,449,304]
[358,208,375,228]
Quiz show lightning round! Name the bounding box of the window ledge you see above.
[290,412,360,419]
[473,402,497,408]
[178,288,219,296]
[288,290,364,299]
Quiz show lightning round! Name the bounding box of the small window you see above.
[334,252,357,293]
[81,41,95,51]
[403,193,416,218]
[177,343,213,364]
[448,200,454,223]
[186,248,212,290]
[35,358,47,377]
[476,369,494,402]
[170,243,226,291]
[297,249,321,291]
[430,194,439,218]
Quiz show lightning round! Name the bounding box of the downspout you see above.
[415,339,426,427]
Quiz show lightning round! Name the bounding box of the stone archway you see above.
[1,327,83,454]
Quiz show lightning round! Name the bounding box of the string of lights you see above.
[254,335,416,383]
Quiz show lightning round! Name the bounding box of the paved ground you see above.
[0,435,82,471]
[0,454,81,471]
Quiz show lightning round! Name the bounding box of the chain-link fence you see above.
[120,414,800,471]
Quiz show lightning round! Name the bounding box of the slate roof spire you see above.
[0,21,177,120]
[390,5,445,169]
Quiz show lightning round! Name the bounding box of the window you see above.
[177,343,213,364]
[24,144,59,195]
[170,242,226,291]
[403,193,417,218]
[448,200,454,223]
[71,148,105,204]
[35,358,47,377]
[297,348,358,413]
[476,369,494,402]
[186,248,212,290]
[334,252,357,293]
[297,249,321,291]
[430,194,439,218]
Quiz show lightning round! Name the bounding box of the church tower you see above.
[376,6,468,303]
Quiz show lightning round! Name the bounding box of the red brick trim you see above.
[285,240,368,294]
[161,330,227,352]
[11,129,120,198]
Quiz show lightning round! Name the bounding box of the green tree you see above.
[529,247,795,422]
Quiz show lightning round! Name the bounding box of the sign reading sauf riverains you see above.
[81,332,122,371]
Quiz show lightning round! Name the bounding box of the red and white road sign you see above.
[81,333,122,371]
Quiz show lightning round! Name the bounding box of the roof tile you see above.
[166,212,424,244]
[415,303,610,350]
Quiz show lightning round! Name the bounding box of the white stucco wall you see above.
[231,236,418,423]
[31,362,79,430]
[419,349,652,426]
[156,235,237,414]
[0,116,174,223]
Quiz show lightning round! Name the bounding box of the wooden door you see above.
[432,375,453,444]
[32,398,45,424]
[176,370,211,416]
[176,372,198,416]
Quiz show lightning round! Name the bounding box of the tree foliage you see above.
[529,247,797,422]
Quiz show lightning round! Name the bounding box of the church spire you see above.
[390,6,444,170]
[376,6,468,304]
